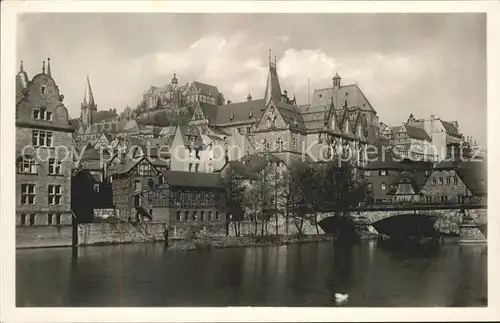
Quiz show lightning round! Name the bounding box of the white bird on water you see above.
[335,293,349,302]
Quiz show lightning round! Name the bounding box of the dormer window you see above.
[331,118,335,130]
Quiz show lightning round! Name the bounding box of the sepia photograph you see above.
[1,1,498,322]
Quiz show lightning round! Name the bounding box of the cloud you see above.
[276,35,290,44]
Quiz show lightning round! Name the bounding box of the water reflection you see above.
[16,241,487,307]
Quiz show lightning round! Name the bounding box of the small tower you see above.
[47,57,52,76]
[172,72,178,85]
[333,72,341,89]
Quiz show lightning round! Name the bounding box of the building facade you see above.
[15,59,74,227]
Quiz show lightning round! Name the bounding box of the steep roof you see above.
[192,81,220,97]
[264,65,282,105]
[391,171,430,194]
[310,84,375,113]
[160,170,223,189]
[179,125,204,148]
[93,110,118,123]
[405,124,431,141]
[274,101,306,131]
[83,75,95,107]
[199,102,219,121]
[221,152,285,180]
[390,126,401,138]
[441,120,461,136]
[213,99,264,126]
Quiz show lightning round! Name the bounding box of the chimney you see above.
[227,100,232,104]
[430,114,435,121]
[247,93,252,102]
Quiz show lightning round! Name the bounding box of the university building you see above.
[15,59,74,226]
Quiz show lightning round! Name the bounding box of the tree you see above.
[287,160,317,235]
[220,168,246,237]
[216,93,225,105]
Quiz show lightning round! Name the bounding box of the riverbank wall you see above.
[16,222,166,249]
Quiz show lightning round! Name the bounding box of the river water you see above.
[16,240,487,307]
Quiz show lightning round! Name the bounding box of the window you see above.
[48,185,62,205]
[29,213,36,226]
[134,180,142,192]
[441,196,448,203]
[93,184,100,193]
[439,177,444,184]
[454,176,458,184]
[176,211,182,221]
[192,211,198,221]
[21,213,27,226]
[267,118,272,128]
[21,184,36,205]
[208,211,213,221]
[215,211,220,220]
[195,164,199,172]
[41,86,46,94]
[381,183,386,191]
[32,130,53,147]
[138,163,151,176]
[34,108,52,121]
[246,127,251,134]
[331,118,335,130]
[148,178,155,189]
[48,213,54,226]
[184,211,189,221]
[365,171,371,177]
[380,170,387,176]
[446,177,451,185]
[425,170,429,176]
[56,213,62,225]
[200,211,205,221]
[18,156,37,174]
[48,159,62,175]
[188,163,193,172]
[432,178,437,185]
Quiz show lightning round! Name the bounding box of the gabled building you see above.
[363,150,432,204]
[15,59,74,227]
[420,160,487,204]
[390,123,437,162]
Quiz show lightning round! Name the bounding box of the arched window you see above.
[331,117,335,130]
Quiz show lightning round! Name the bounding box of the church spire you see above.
[83,75,96,108]
[47,57,51,76]
[264,49,282,105]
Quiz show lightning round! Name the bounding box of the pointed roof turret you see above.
[172,72,178,85]
[264,49,282,105]
[83,75,96,107]
[47,57,52,76]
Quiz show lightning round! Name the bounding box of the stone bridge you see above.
[316,208,487,241]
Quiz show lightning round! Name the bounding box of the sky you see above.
[17,13,486,145]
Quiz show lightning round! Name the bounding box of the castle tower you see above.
[264,49,282,106]
[80,75,97,128]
